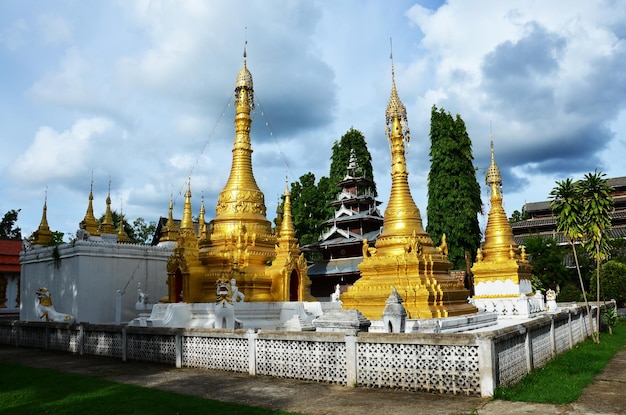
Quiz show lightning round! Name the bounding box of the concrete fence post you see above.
[121,327,127,362]
[345,335,357,387]
[175,333,182,368]
[247,329,257,376]
[476,336,496,397]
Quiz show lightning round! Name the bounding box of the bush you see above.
[590,260,626,303]
[558,284,582,302]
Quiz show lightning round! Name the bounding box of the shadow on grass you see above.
[0,361,301,415]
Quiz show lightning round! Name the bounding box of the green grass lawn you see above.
[0,362,301,415]
[494,318,626,404]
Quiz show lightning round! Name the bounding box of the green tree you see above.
[289,128,377,248]
[0,209,22,240]
[132,218,157,244]
[98,211,155,244]
[550,172,614,343]
[523,235,569,290]
[578,170,614,341]
[289,172,331,246]
[329,128,377,196]
[509,207,529,223]
[590,260,626,304]
[426,106,482,269]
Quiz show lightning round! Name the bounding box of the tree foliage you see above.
[523,235,569,290]
[288,128,377,247]
[0,209,22,240]
[329,128,377,196]
[98,211,156,244]
[590,260,626,303]
[509,207,529,223]
[426,106,482,269]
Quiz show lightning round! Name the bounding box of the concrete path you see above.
[1,344,625,415]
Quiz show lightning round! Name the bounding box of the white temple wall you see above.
[20,241,171,324]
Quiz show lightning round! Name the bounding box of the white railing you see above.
[0,304,600,397]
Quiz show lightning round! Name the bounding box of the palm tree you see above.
[549,178,597,343]
[578,170,614,343]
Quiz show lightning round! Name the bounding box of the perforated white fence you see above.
[0,305,601,397]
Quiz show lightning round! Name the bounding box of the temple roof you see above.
[307,257,363,277]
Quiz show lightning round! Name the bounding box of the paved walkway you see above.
[1,344,625,415]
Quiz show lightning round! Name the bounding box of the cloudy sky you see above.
[2,0,625,241]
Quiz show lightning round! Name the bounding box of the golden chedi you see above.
[341,61,477,320]
[471,137,532,312]
[164,49,312,303]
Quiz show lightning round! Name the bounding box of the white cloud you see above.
[10,117,113,184]
[37,13,72,45]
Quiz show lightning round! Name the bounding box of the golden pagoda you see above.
[164,48,312,303]
[100,182,116,234]
[80,181,100,236]
[471,136,532,301]
[340,59,477,320]
[32,191,53,246]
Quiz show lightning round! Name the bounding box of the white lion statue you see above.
[214,279,243,329]
[36,287,75,323]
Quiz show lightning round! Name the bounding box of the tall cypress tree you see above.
[426,105,482,269]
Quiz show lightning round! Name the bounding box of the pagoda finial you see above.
[279,178,295,239]
[180,178,194,232]
[214,43,268,222]
[100,178,116,234]
[33,187,53,246]
[117,199,131,243]
[81,175,100,235]
[376,46,425,252]
[486,124,503,199]
[386,38,410,143]
[160,188,180,242]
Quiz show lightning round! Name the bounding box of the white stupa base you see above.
[471,292,546,318]
[128,301,341,330]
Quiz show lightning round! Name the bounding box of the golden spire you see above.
[180,178,195,233]
[279,181,295,239]
[214,43,268,222]
[160,191,180,242]
[33,188,53,246]
[117,202,131,244]
[81,177,100,236]
[376,46,428,255]
[480,134,517,260]
[100,179,116,234]
[198,192,207,239]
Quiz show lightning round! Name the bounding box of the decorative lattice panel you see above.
[48,327,79,353]
[554,319,570,355]
[256,339,347,385]
[0,325,15,345]
[127,334,176,364]
[495,334,527,386]
[530,325,552,368]
[356,342,480,395]
[182,336,248,373]
[83,330,122,358]
[18,326,47,348]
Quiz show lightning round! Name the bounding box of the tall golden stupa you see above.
[340,61,477,320]
[164,48,313,304]
[471,137,532,303]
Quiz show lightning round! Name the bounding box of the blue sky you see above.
[1,0,625,240]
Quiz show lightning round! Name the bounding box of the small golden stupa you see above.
[164,48,313,303]
[471,137,532,300]
[340,60,477,320]
[32,192,53,246]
